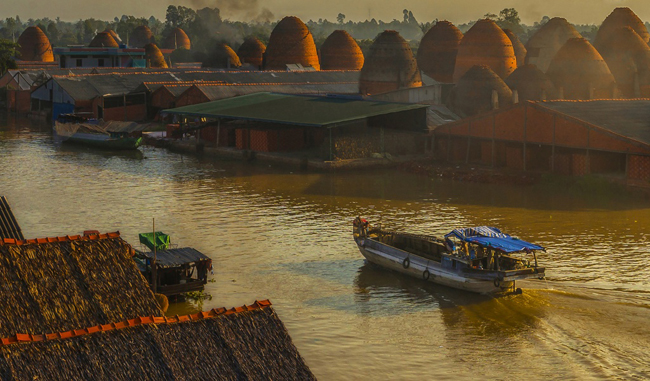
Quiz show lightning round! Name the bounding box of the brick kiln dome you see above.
[237,37,266,68]
[546,38,617,100]
[264,16,320,70]
[130,25,154,48]
[89,32,119,48]
[163,28,191,50]
[145,43,168,68]
[205,43,242,68]
[524,17,582,73]
[453,19,517,83]
[416,21,463,83]
[448,65,513,117]
[359,30,422,95]
[597,26,650,98]
[503,29,527,67]
[505,64,558,101]
[104,29,122,44]
[595,7,650,50]
[17,26,54,62]
[320,30,364,70]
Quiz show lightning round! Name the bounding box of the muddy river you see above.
[1,116,649,379]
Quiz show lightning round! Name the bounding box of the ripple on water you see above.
[2,118,650,379]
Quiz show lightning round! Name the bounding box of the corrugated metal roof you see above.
[49,71,361,102]
[196,82,358,101]
[138,247,211,268]
[427,105,460,129]
[537,100,650,146]
[163,92,429,127]
[174,70,359,84]
[0,196,24,241]
[55,73,182,100]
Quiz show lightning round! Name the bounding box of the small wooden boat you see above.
[133,231,213,297]
[54,114,142,150]
[353,218,545,294]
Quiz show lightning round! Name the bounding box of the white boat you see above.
[353,218,545,294]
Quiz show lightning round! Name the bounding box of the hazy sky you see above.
[3,0,650,25]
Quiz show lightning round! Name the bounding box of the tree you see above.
[403,9,409,23]
[483,13,498,21]
[0,39,19,74]
[337,13,345,24]
[499,8,520,25]
[5,18,16,41]
[46,22,59,46]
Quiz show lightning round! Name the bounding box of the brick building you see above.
[434,100,650,185]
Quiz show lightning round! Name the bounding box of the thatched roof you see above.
[0,300,316,380]
[320,30,364,71]
[264,16,320,71]
[0,197,24,241]
[237,37,266,68]
[453,19,516,82]
[359,30,422,95]
[416,21,463,83]
[0,233,161,337]
[16,26,54,62]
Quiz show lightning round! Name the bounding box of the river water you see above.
[1,115,649,379]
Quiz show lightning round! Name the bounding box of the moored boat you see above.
[54,113,142,150]
[353,218,545,294]
[133,231,213,297]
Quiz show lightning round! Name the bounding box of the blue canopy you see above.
[445,226,544,253]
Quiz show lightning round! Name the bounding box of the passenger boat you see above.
[54,113,142,150]
[353,218,545,294]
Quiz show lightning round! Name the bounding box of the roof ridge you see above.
[535,98,650,103]
[1,231,120,246]
[0,300,272,346]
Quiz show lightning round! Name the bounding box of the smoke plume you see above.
[185,0,274,22]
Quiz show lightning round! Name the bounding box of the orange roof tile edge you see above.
[0,300,272,347]
[1,231,120,246]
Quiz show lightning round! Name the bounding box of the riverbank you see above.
[144,133,431,171]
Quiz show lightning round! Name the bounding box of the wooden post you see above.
[123,93,127,121]
[329,126,333,161]
[216,119,221,147]
[491,115,496,168]
[523,104,528,171]
[466,121,471,163]
[551,113,556,173]
[586,125,591,174]
[380,127,385,157]
[152,218,157,293]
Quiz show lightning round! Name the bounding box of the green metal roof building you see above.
[162,92,429,128]
[162,92,430,160]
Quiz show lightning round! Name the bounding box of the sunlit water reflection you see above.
[1,115,649,379]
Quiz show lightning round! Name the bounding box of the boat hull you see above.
[61,132,142,150]
[355,237,515,294]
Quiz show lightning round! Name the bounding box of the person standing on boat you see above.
[487,249,495,270]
